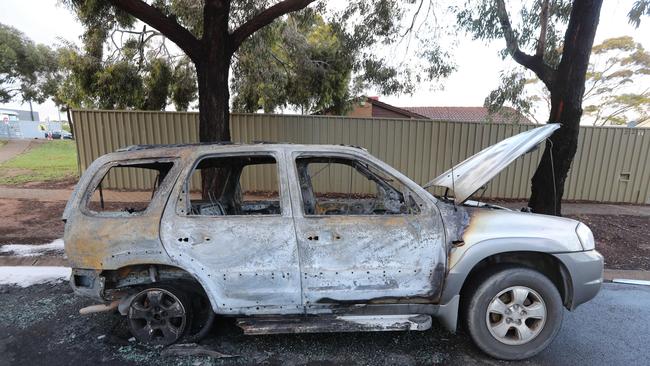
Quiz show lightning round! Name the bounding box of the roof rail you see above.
[115,141,234,152]
[114,141,368,152]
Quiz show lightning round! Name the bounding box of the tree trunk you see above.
[198,0,234,200]
[29,101,34,121]
[196,57,232,143]
[66,107,75,139]
[528,0,603,215]
[197,57,233,201]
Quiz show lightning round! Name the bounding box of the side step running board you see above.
[237,314,432,335]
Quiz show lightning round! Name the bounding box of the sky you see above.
[1,0,649,123]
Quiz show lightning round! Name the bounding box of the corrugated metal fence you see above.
[71,110,650,204]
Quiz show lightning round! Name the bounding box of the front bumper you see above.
[554,250,604,310]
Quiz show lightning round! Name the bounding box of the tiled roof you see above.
[401,106,533,124]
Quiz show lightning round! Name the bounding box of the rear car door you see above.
[287,150,447,307]
[160,149,302,312]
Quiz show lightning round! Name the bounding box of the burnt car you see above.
[63,124,602,360]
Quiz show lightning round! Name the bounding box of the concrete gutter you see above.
[603,269,650,282]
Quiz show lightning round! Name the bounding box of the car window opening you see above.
[296,157,419,216]
[185,155,281,216]
[88,161,174,215]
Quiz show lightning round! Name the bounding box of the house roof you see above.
[401,106,533,124]
[365,97,429,119]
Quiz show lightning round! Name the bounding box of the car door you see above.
[160,149,302,312]
[287,150,447,307]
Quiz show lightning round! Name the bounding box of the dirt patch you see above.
[568,214,650,271]
[0,199,66,244]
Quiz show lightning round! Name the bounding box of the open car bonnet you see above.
[423,124,561,204]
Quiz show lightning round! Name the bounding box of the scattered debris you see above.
[161,343,238,359]
[0,266,70,287]
[79,300,119,315]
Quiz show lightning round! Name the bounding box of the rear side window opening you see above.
[180,154,281,216]
[86,161,174,216]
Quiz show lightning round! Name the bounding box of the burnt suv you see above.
[64,124,603,360]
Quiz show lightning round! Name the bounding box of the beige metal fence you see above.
[71,110,650,204]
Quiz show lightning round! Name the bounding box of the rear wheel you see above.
[127,286,191,345]
[464,267,563,360]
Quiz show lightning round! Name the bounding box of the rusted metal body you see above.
[64,128,603,333]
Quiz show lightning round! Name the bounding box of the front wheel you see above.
[464,267,563,360]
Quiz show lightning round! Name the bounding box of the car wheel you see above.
[464,267,563,360]
[184,286,216,343]
[127,285,192,345]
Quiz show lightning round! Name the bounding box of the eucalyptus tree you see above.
[0,23,59,120]
[63,0,453,142]
[456,0,606,215]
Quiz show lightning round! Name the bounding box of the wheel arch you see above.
[458,251,573,309]
[438,239,574,332]
[100,263,220,312]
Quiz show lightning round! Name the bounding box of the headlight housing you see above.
[576,222,595,251]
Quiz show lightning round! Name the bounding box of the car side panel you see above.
[286,150,447,307]
[159,149,303,313]
[64,158,181,270]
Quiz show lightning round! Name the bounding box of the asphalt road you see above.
[0,282,648,365]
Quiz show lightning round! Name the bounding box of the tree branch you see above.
[537,0,550,56]
[495,0,557,89]
[109,0,202,61]
[230,0,316,51]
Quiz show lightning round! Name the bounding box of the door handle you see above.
[307,233,342,241]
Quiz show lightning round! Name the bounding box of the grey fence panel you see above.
[72,110,650,203]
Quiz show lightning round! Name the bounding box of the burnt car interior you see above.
[87,161,173,214]
[296,156,419,215]
[186,155,281,216]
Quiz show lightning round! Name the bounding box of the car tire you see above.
[463,266,563,360]
[126,285,193,345]
[184,285,216,343]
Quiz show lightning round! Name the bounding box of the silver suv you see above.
[64,124,603,360]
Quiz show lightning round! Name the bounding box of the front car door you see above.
[287,149,447,309]
[160,148,302,314]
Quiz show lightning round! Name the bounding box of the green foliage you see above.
[0,23,60,105]
[454,0,572,118]
[171,57,197,111]
[629,0,650,27]
[0,141,78,185]
[59,1,198,111]
[231,11,353,114]
[336,0,455,96]
[64,0,453,116]
[141,58,173,110]
[95,61,145,109]
[583,37,650,125]
[455,0,571,68]
[484,71,537,123]
[455,1,650,122]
